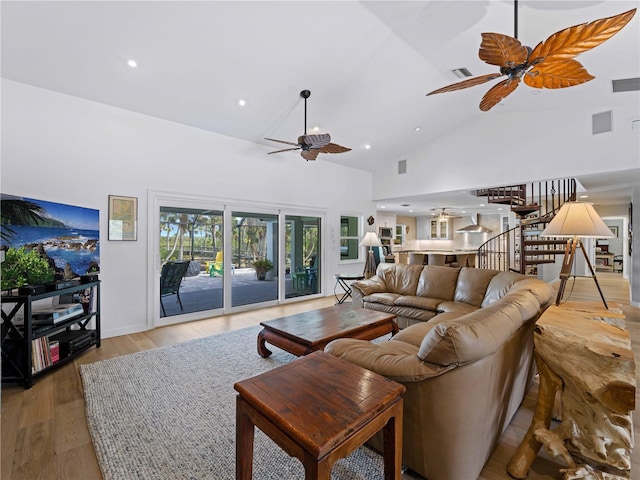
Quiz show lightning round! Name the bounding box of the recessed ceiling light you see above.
[364,144,371,150]
[127,59,137,68]
[479,204,485,207]
[414,126,421,132]
[238,99,246,107]
[409,210,414,213]
[312,126,320,132]
[380,206,386,209]
[580,195,589,198]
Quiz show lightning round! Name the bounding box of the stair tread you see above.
[523,240,567,245]
[524,259,556,265]
[523,250,567,255]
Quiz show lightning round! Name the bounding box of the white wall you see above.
[372,107,640,200]
[1,80,375,337]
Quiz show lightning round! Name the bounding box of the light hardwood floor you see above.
[2,273,638,480]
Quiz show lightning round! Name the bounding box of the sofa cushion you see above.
[362,302,437,323]
[392,322,436,347]
[481,271,526,307]
[492,289,542,321]
[453,268,500,306]
[377,263,423,295]
[394,295,441,312]
[435,301,480,315]
[416,265,461,300]
[417,302,526,365]
[362,292,400,306]
[509,278,555,308]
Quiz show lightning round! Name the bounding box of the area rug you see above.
[80,326,387,479]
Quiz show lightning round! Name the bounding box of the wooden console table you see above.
[508,301,635,479]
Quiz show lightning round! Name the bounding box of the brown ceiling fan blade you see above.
[301,149,320,161]
[479,78,521,111]
[427,73,503,96]
[529,8,636,64]
[479,33,529,67]
[317,143,351,154]
[300,133,331,148]
[267,147,301,154]
[524,59,594,89]
[264,137,300,147]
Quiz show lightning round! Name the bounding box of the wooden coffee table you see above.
[235,350,405,479]
[257,305,397,358]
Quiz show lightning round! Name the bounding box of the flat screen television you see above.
[1,194,100,291]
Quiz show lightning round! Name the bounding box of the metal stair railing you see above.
[477,178,577,274]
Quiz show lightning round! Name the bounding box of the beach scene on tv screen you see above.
[1,194,100,283]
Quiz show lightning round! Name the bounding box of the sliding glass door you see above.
[231,211,278,307]
[152,191,324,325]
[285,215,321,299]
[159,206,223,318]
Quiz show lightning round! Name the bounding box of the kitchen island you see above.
[395,250,477,267]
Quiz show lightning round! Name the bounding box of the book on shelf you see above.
[31,303,84,325]
[49,341,60,364]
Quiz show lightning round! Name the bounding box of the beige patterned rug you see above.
[81,326,387,479]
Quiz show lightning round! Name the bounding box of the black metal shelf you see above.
[1,280,101,389]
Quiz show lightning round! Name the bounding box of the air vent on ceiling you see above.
[452,67,473,78]
[592,110,612,135]
[612,77,640,92]
[398,159,407,174]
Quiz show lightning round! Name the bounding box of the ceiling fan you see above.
[426,3,636,111]
[265,90,351,161]
[431,208,461,220]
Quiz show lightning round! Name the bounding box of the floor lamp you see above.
[541,201,614,308]
[360,231,381,279]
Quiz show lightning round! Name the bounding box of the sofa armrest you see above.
[351,286,364,307]
[351,276,388,296]
[325,338,454,383]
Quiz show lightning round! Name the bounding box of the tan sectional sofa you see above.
[325,263,554,480]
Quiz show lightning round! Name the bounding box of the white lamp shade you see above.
[541,202,614,238]
[359,231,382,247]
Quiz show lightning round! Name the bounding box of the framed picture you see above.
[609,226,618,238]
[108,195,137,241]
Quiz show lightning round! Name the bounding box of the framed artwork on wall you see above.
[609,226,618,238]
[108,195,137,241]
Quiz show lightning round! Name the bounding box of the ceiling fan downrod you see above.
[514,0,518,39]
[300,89,310,135]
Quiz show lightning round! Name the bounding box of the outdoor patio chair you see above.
[208,251,235,277]
[160,260,190,317]
[292,267,308,290]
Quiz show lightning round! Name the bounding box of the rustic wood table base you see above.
[235,351,405,480]
[257,305,398,358]
[507,302,635,480]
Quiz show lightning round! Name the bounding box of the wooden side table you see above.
[507,301,635,479]
[235,350,405,480]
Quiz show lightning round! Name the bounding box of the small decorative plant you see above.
[1,246,55,291]
[252,258,273,280]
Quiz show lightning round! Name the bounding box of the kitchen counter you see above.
[395,250,477,267]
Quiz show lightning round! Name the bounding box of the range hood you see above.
[456,214,492,234]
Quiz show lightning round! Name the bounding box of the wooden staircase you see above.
[476,179,577,275]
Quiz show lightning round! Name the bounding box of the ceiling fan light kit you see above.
[426,5,636,111]
[265,90,351,161]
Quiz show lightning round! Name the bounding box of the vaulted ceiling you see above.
[2,1,638,215]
